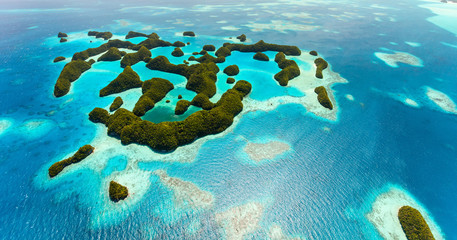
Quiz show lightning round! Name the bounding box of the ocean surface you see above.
[1,0,457,239]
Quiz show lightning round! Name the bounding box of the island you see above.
[120,46,151,68]
[54,59,94,97]
[88,31,113,40]
[171,47,184,57]
[398,206,435,240]
[309,50,318,56]
[237,34,247,42]
[274,52,300,86]
[98,47,126,62]
[183,31,195,37]
[60,38,67,43]
[99,66,142,97]
[227,77,235,84]
[48,145,94,178]
[57,32,68,38]
[253,52,269,61]
[223,65,240,76]
[109,181,128,202]
[110,97,123,112]
[314,86,333,110]
[314,58,328,79]
[203,45,216,51]
[132,78,174,116]
[53,56,65,63]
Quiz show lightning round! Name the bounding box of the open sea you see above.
[0,0,456,239]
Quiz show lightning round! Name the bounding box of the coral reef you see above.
[110,97,124,112]
[314,86,333,110]
[109,181,128,202]
[398,206,435,240]
[99,66,142,97]
[48,145,94,177]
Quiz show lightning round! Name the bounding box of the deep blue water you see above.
[1,0,457,239]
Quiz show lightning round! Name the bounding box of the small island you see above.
[237,34,247,42]
[171,47,184,57]
[57,32,68,38]
[226,77,235,84]
[274,52,300,86]
[48,145,94,178]
[203,45,216,51]
[223,65,240,76]
[110,97,123,112]
[398,206,435,240]
[314,58,328,79]
[183,31,195,37]
[314,86,333,110]
[253,52,269,61]
[109,181,128,202]
[88,31,113,40]
[53,56,65,63]
[98,47,126,62]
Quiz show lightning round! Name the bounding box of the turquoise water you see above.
[1,0,457,239]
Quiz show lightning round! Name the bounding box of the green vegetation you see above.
[98,47,126,62]
[109,181,128,202]
[253,52,269,61]
[89,107,110,124]
[314,58,328,79]
[60,38,67,43]
[227,77,235,84]
[178,95,183,99]
[398,206,435,240]
[48,145,94,178]
[58,32,67,38]
[110,97,124,112]
[175,100,191,115]
[191,93,215,110]
[173,41,186,47]
[185,62,219,97]
[132,38,172,50]
[203,45,216,51]
[224,40,301,56]
[53,56,65,63]
[215,46,231,57]
[273,52,300,86]
[199,50,207,55]
[237,34,247,42]
[223,65,240,76]
[54,60,93,97]
[132,78,174,116]
[88,31,113,40]
[171,48,184,57]
[183,31,195,37]
[189,53,225,64]
[146,55,189,76]
[72,39,135,61]
[125,31,158,39]
[99,66,142,97]
[309,50,318,56]
[120,46,152,68]
[314,86,333,110]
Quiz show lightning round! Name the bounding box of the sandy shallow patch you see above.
[374,51,423,68]
[244,141,290,162]
[268,223,303,240]
[0,119,13,136]
[154,169,214,209]
[425,86,457,114]
[216,201,264,240]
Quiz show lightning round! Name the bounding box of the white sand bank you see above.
[426,86,457,114]
[216,201,264,240]
[374,51,423,68]
[244,141,290,162]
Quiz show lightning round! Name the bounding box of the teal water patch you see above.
[101,156,128,177]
